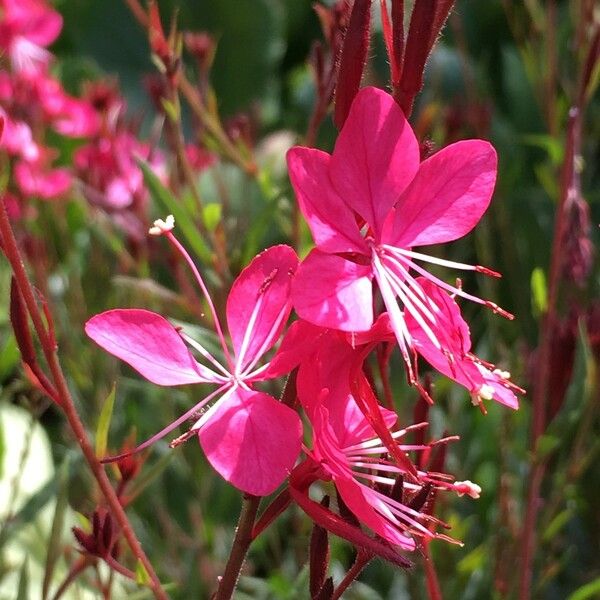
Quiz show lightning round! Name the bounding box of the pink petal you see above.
[262,319,326,379]
[198,389,302,495]
[226,245,298,371]
[14,161,71,200]
[329,87,419,237]
[404,280,518,409]
[383,140,498,247]
[335,477,416,550]
[289,468,412,566]
[292,250,373,332]
[286,147,367,254]
[85,309,215,386]
[297,331,397,447]
[24,10,63,46]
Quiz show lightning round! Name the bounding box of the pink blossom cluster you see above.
[0,1,170,233]
[86,88,522,558]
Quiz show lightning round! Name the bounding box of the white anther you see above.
[455,480,482,499]
[149,214,175,236]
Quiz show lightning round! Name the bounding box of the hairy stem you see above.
[214,494,261,600]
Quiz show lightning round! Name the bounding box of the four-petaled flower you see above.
[86,217,302,496]
[287,86,519,409]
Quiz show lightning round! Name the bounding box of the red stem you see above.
[0,200,168,600]
[518,108,581,600]
[213,494,261,600]
[331,550,371,600]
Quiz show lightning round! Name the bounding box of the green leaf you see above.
[535,434,561,459]
[96,383,116,458]
[135,559,151,586]
[138,160,212,262]
[568,577,600,600]
[531,267,548,316]
[16,558,29,600]
[42,456,71,600]
[202,203,222,232]
[542,508,572,542]
[0,333,19,382]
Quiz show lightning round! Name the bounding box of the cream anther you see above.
[149,214,175,236]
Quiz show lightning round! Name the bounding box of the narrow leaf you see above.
[136,559,151,585]
[95,384,116,458]
[138,159,211,262]
[16,558,29,600]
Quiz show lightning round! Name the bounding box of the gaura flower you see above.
[290,328,477,551]
[287,86,515,404]
[85,216,302,496]
[0,0,62,74]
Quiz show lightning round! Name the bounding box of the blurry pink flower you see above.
[288,86,512,401]
[14,157,71,199]
[0,0,62,73]
[86,218,302,496]
[185,143,217,172]
[0,109,39,160]
[75,131,164,210]
[0,70,99,138]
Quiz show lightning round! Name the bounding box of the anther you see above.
[149,214,175,235]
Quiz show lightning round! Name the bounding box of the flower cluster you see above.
[86,87,521,559]
[0,1,170,234]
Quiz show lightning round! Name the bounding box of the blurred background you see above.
[0,0,598,598]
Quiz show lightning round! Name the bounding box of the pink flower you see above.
[14,157,71,199]
[287,86,514,404]
[75,131,164,211]
[85,217,302,496]
[0,109,39,160]
[0,0,62,73]
[290,328,473,551]
[0,70,99,138]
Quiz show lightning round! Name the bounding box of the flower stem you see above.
[331,549,371,600]
[214,494,261,600]
[0,199,169,600]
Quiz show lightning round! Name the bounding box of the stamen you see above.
[180,332,230,380]
[382,245,502,278]
[163,228,234,370]
[371,253,415,381]
[100,383,230,464]
[239,301,291,378]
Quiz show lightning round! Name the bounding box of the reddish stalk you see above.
[518,107,581,600]
[213,494,261,600]
[0,200,168,600]
[423,543,443,600]
[331,549,371,600]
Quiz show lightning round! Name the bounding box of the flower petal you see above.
[404,279,519,409]
[292,250,373,332]
[335,477,416,550]
[85,309,216,386]
[329,87,419,236]
[287,147,367,254]
[199,389,302,495]
[226,245,298,371]
[383,140,497,247]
